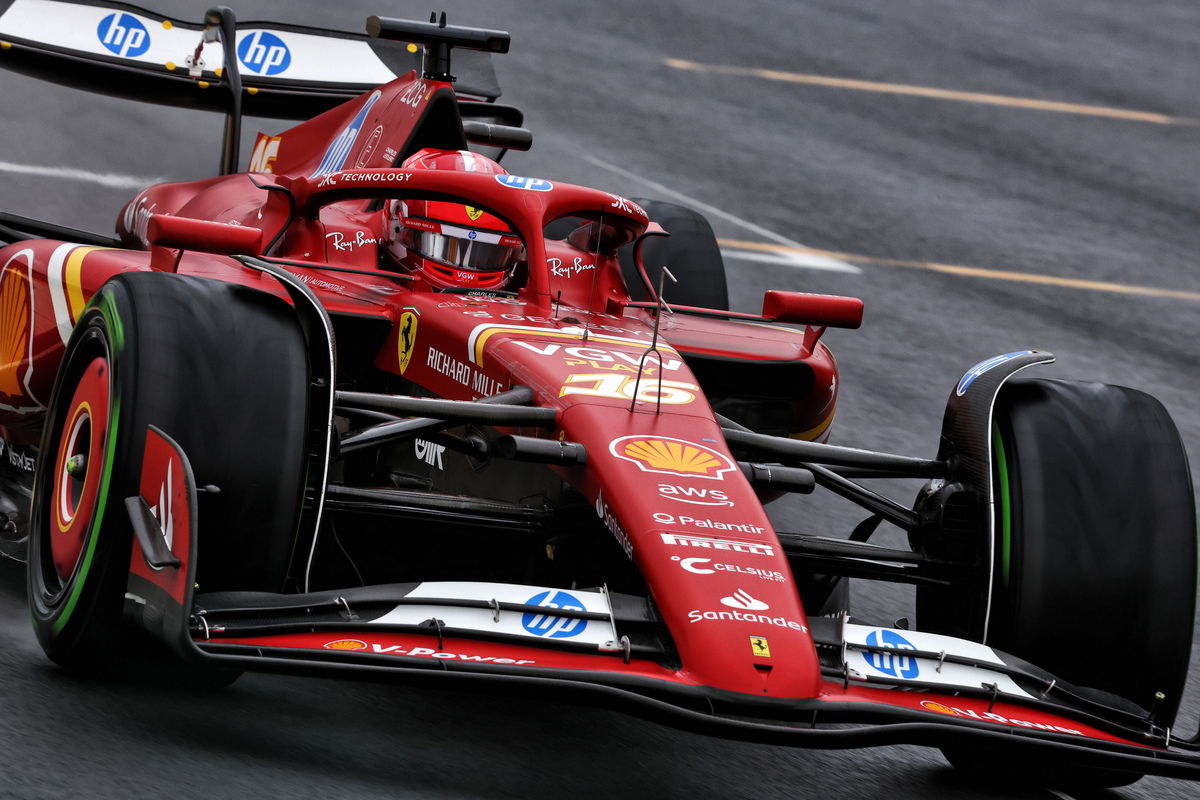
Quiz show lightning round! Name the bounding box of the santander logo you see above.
[720,589,769,611]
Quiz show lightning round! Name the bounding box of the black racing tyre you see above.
[28,273,309,672]
[545,199,728,309]
[619,199,728,310]
[986,379,1196,725]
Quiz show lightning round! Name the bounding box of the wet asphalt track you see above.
[1,1,1198,798]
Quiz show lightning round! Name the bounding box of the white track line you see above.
[720,247,861,273]
[581,153,862,274]
[0,160,162,190]
[1047,790,1076,800]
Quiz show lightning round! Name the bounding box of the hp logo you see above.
[238,31,291,76]
[495,175,553,192]
[97,13,150,58]
[863,629,920,679]
[521,590,588,639]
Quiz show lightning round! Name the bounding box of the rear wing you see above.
[0,1,520,174]
[0,0,503,115]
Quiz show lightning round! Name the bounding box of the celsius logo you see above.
[97,13,150,58]
[720,589,769,611]
[522,590,588,639]
[671,557,786,583]
[863,629,919,679]
[238,31,291,75]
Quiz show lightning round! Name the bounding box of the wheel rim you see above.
[49,355,109,586]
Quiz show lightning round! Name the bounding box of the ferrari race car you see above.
[0,3,1197,790]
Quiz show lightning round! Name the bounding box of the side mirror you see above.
[147,215,263,255]
[761,290,863,329]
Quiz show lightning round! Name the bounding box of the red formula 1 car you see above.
[0,3,1197,789]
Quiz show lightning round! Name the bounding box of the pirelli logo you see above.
[659,532,775,557]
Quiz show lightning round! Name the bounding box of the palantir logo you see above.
[238,31,292,76]
[521,590,588,639]
[863,629,920,679]
[97,13,150,58]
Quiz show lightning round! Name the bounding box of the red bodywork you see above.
[0,70,837,699]
[0,67,1172,766]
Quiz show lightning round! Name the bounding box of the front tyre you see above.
[28,273,309,673]
[28,290,129,670]
[987,379,1196,724]
[940,379,1196,790]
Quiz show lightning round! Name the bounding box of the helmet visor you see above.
[398,221,522,272]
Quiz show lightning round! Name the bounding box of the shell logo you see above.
[324,639,368,651]
[0,263,31,398]
[920,700,959,716]
[609,435,735,480]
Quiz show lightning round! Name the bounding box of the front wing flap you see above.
[175,580,1200,783]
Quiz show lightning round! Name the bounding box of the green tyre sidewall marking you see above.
[992,424,1012,588]
[43,286,124,637]
[51,395,119,635]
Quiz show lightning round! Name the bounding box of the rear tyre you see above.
[619,199,728,309]
[28,273,309,673]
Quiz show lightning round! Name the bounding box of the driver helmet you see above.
[385,149,524,290]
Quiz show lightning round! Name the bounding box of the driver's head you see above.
[384,149,524,290]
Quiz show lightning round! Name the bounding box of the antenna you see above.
[580,206,605,344]
[629,266,676,413]
[201,6,243,175]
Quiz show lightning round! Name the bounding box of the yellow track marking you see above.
[719,239,1200,302]
[666,59,1187,125]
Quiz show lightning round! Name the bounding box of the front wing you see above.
[117,387,1200,784]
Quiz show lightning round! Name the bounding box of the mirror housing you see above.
[147,214,263,255]
[761,290,863,329]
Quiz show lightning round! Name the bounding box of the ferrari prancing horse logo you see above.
[465,205,484,221]
[397,310,419,374]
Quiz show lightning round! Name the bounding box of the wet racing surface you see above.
[1,1,1198,797]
